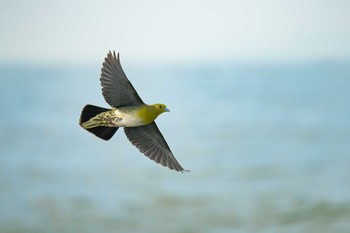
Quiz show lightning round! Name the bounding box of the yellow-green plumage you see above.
[136,104,169,125]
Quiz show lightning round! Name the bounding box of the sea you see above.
[0,60,349,233]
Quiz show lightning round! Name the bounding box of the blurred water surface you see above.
[0,61,350,233]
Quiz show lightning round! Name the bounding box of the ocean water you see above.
[0,61,350,233]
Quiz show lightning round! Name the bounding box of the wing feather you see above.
[124,123,187,172]
[100,51,144,107]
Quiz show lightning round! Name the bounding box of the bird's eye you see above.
[159,106,163,109]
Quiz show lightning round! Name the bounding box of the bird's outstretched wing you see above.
[124,123,187,172]
[100,51,144,107]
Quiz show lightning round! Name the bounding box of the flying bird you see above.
[79,51,187,172]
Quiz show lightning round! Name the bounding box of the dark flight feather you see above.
[79,104,118,140]
[100,51,144,108]
[124,123,187,172]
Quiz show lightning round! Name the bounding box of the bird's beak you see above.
[164,108,170,112]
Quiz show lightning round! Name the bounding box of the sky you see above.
[1,0,350,64]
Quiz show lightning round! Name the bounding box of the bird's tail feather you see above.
[79,104,118,140]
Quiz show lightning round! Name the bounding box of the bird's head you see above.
[139,104,170,124]
[151,103,170,114]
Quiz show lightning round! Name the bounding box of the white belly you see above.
[112,109,144,127]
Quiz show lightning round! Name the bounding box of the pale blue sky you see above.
[1,0,350,64]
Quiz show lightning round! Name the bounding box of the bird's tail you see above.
[79,104,118,140]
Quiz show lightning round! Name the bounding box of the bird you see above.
[79,51,188,172]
